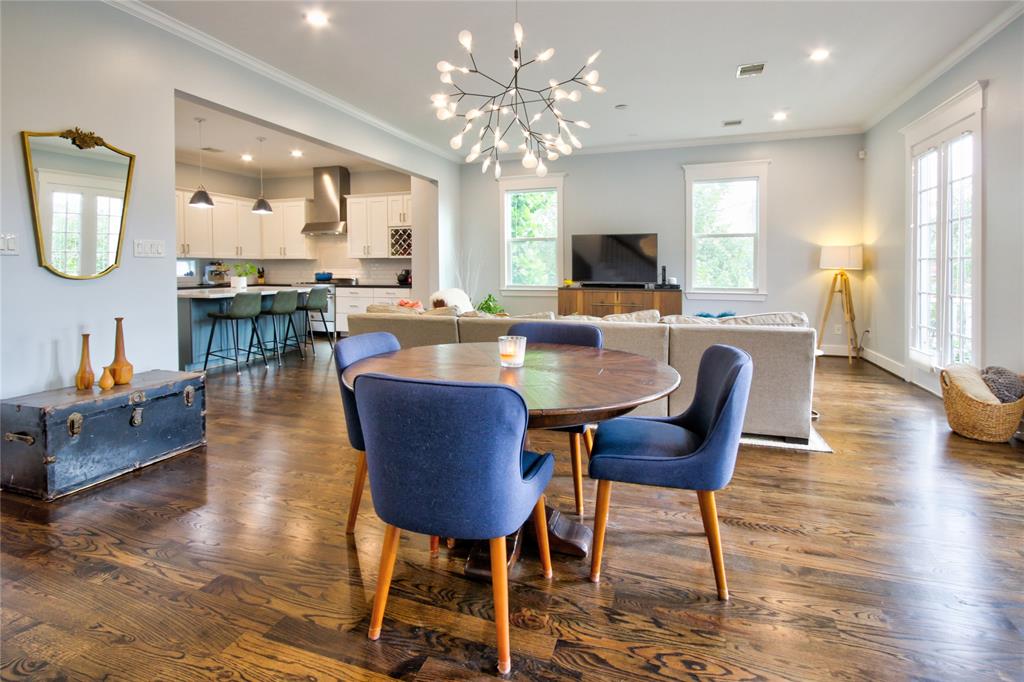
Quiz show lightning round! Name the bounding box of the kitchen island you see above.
[177,286,315,371]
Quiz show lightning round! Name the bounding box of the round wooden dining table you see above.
[342,341,681,577]
[341,341,681,429]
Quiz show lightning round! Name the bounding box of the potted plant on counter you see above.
[231,262,257,290]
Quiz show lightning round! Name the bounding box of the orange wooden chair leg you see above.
[583,426,595,455]
[429,535,440,554]
[590,480,612,582]
[346,451,368,534]
[489,536,512,675]
[569,433,584,516]
[697,490,729,600]
[368,524,401,640]
[532,495,553,579]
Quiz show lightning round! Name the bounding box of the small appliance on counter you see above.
[257,267,266,285]
[203,262,230,286]
[396,269,411,286]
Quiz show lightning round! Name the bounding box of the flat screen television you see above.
[571,233,658,284]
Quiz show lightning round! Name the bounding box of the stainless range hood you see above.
[301,166,351,236]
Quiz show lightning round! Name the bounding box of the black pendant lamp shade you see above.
[251,136,273,214]
[190,117,214,209]
[189,186,214,208]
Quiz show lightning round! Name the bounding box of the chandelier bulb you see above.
[576,120,591,129]
[497,139,510,152]
[466,148,481,163]
[537,48,555,62]
[513,22,523,46]
[567,90,581,102]
[458,30,473,52]
[531,112,542,123]
[482,157,492,173]
[553,88,568,100]
[589,84,606,93]
[437,61,455,72]
[536,159,548,177]
[584,69,600,85]
[450,134,464,150]
[465,108,482,120]
[548,79,559,88]
[547,150,559,161]
[509,57,520,69]
[436,108,454,120]
[494,160,502,179]
[587,50,602,65]
[440,72,453,84]
[522,150,538,169]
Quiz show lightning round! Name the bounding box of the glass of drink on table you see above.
[497,335,527,368]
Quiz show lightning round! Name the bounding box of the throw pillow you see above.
[659,315,718,325]
[602,309,662,323]
[513,311,556,319]
[981,366,1024,404]
[397,299,423,312]
[429,288,473,314]
[365,303,419,315]
[718,312,809,327]
[943,364,1000,405]
[423,305,459,317]
[459,309,494,318]
[559,314,602,321]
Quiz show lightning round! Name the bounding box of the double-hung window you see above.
[499,175,564,293]
[683,160,769,300]
[903,82,983,390]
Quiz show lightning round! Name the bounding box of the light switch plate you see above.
[0,233,18,255]
[133,239,166,257]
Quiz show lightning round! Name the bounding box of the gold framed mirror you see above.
[21,128,135,280]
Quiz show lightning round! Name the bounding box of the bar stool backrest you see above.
[227,292,262,318]
[305,286,330,310]
[268,290,299,315]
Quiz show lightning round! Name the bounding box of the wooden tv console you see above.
[557,287,683,317]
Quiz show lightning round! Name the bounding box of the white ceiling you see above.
[174,97,389,176]
[151,1,1017,158]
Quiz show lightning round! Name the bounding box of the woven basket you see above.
[940,369,1024,442]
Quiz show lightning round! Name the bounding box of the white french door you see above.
[908,131,981,392]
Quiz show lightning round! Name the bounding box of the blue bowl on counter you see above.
[314,272,333,282]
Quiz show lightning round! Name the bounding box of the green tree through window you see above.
[507,189,558,287]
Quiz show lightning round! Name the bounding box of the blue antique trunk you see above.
[1,370,206,500]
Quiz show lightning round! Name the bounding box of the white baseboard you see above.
[818,345,907,379]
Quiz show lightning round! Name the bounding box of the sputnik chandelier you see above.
[430,9,604,179]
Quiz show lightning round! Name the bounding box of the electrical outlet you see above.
[833,324,842,335]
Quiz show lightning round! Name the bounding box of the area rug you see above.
[740,426,833,453]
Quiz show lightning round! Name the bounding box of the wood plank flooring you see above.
[2,350,1022,680]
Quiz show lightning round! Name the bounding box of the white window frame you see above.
[900,81,984,393]
[498,173,565,296]
[682,160,770,301]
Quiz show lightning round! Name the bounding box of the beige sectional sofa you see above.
[347,313,817,442]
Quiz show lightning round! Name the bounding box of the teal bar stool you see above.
[297,286,333,356]
[254,289,305,365]
[203,292,268,373]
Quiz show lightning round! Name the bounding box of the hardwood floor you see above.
[2,351,1022,680]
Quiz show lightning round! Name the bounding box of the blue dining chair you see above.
[333,332,400,534]
[587,344,753,600]
[507,321,603,517]
[355,373,555,675]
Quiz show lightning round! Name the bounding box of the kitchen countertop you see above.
[299,281,411,289]
[177,285,313,300]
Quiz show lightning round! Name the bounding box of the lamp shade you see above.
[819,245,863,270]
[189,187,214,208]
[251,197,273,214]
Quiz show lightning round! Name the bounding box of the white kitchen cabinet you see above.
[371,288,408,303]
[387,193,412,226]
[347,194,404,258]
[260,198,311,259]
[236,203,262,258]
[334,288,374,334]
[175,190,213,258]
[211,197,238,258]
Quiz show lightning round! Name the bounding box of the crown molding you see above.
[863,2,1024,130]
[561,127,864,157]
[103,0,460,163]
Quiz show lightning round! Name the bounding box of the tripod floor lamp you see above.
[818,245,863,364]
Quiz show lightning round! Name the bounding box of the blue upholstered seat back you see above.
[354,374,553,539]
[333,332,400,451]
[506,321,603,348]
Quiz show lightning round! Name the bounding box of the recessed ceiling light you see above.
[304,9,329,28]
[809,48,830,62]
[772,111,788,122]
[290,149,303,158]
[614,104,629,111]
[240,153,253,162]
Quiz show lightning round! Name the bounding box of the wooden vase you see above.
[75,333,95,390]
[109,317,134,385]
[98,366,115,391]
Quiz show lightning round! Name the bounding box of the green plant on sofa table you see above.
[476,294,505,315]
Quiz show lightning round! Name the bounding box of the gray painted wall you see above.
[1,1,459,398]
[175,162,259,198]
[863,15,1023,370]
[459,134,866,351]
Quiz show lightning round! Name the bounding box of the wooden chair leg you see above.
[368,524,401,640]
[429,535,440,554]
[346,452,368,534]
[590,480,612,583]
[583,426,595,455]
[532,495,553,578]
[489,536,511,675]
[697,490,729,601]
[570,433,584,516]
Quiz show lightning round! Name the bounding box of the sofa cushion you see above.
[559,314,602,321]
[423,305,460,317]
[348,313,459,347]
[602,309,662,323]
[660,311,809,327]
[366,303,419,315]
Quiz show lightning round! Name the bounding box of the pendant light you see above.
[188,117,214,208]
[251,136,273,214]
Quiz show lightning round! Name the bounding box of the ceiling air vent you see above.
[200,146,224,153]
[736,63,765,78]
[722,119,743,127]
